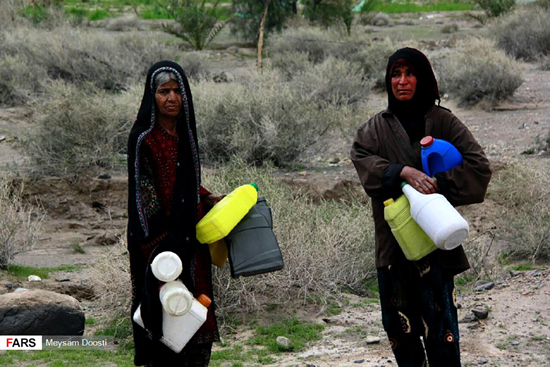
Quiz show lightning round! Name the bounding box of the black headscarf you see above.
[127,60,202,350]
[385,48,440,144]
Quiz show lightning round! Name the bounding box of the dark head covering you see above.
[385,48,440,143]
[127,60,201,241]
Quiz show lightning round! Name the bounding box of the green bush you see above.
[491,6,550,61]
[301,0,355,34]
[159,0,231,50]
[230,0,296,42]
[469,0,515,24]
[23,81,139,176]
[432,37,523,107]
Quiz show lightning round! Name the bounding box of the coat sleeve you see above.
[435,115,492,207]
[351,119,395,198]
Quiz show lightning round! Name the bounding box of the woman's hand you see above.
[400,166,438,194]
[203,194,225,209]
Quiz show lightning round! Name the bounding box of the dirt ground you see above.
[1,11,550,367]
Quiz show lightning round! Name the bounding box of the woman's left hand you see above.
[203,194,225,209]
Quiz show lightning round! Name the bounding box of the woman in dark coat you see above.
[351,48,492,366]
[127,60,221,366]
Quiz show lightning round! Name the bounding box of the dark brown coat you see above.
[351,105,491,273]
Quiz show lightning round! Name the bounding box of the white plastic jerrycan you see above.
[151,251,183,282]
[401,183,469,250]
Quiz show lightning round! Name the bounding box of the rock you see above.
[354,359,365,363]
[98,174,111,180]
[459,312,477,323]
[0,289,85,335]
[28,275,41,282]
[14,288,29,293]
[474,281,494,292]
[472,308,489,320]
[478,358,489,364]
[365,336,381,344]
[213,71,235,83]
[276,336,291,349]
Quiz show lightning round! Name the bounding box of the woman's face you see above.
[155,80,182,118]
[391,64,417,102]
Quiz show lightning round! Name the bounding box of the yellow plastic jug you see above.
[196,183,258,244]
[384,194,437,261]
[208,239,228,268]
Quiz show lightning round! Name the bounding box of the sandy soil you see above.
[1,11,550,367]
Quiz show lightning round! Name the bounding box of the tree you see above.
[301,0,355,34]
[160,0,232,50]
[231,0,296,42]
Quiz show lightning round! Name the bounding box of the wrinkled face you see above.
[391,64,417,102]
[155,80,182,118]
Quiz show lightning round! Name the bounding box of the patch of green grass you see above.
[455,273,476,286]
[375,2,474,13]
[248,318,324,353]
[0,348,134,366]
[140,5,171,19]
[88,8,111,21]
[5,264,81,279]
[71,241,86,254]
[511,264,535,271]
[86,317,97,326]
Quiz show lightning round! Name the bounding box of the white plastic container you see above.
[133,294,211,353]
[151,251,182,282]
[402,183,469,250]
[159,280,193,316]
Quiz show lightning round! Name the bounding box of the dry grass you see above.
[0,176,43,270]
[88,236,132,320]
[488,162,550,262]
[88,161,376,322]
[202,160,376,316]
[432,37,523,107]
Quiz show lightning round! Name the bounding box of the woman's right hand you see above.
[400,166,438,194]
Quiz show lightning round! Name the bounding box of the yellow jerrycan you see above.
[384,193,437,261]
[196,183,259,245]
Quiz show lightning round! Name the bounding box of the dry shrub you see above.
[202,160,376,316]
[1,0,26,28]
[268,27,394,90]
[0,176,43,270]
[193,69,365,166]
[23,81,141,176]
[491,5,550,61]
[488,163,550,261]
[88,236,131,320]
[267,26,369,64]
[0,54,47,106]
[432,37,523,107]
[0,26,176,97]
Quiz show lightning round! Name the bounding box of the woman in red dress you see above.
[127,60,222,366]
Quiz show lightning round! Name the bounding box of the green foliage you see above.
[491,6,550,61]
[302,0,355,34]
[250,318,324,352]
[160,0,231,50]
[468,0,515,24]
[140,4,171,19]
[230,0,296,42]
[6,264,79,279]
